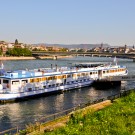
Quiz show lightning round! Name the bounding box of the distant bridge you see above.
[32,51,135,61]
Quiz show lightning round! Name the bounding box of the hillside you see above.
[33,43,110,49]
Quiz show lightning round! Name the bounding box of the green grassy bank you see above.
[18,91,135,135]
[42,91,135,135]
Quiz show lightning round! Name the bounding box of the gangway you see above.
[98,75,135,81]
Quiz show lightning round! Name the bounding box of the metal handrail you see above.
[0,126,18,135]
[0,89,134,134]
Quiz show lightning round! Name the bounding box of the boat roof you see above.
[72,62,108,65]
[0,62,125,80]
[72,62,109,68]
[0,68,77,80]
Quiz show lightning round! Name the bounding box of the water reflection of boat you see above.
[0,62,128,102]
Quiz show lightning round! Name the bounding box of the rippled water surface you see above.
[0,56,135,131]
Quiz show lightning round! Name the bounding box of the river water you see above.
[0,56,135,131]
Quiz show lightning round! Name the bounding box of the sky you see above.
[0,0,135,46]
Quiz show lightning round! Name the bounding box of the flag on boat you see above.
[1,62,4,69]
[113,56,118,65]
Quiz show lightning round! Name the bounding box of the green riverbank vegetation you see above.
[6,48,32,56]
[19,91,135,135]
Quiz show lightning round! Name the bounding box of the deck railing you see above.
[0,127,19,135]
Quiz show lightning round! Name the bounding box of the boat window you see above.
[57,76,62,79]
[34,78,40,82]
[54,76,57,80]
[60,83,63,86]
[82,73,85,76]
[3,80,9,84]
[47,77,52,80]
[30,79,34,83]
[103,71,105,74]
[42,77,46,81]
[73,74,77,77]
[90,72,92,75]
[62,75,67,79]
[48,85,51,87]
[12,80,19,85]
[67,74,71,78]
[39,78,42,81]
[0,79,1,84]
[22,80,28,83]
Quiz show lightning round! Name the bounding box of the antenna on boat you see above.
[113,56,118,65]
[0,61,4,69]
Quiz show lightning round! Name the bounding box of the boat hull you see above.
[0,80,93,103]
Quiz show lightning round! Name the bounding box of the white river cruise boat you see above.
[0,61,128,102]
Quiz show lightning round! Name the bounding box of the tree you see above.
[15,39,18,45]
[60,48,69,52]
[6,48,32,56]
[0,48,2,56]
[77,49,85,52]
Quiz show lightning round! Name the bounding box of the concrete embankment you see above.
[1,89,134,134]
[27,89,134,134]
[27,100,112,135]
[0,56,36,60]
[44,100,112,132]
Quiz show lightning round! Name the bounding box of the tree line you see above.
[6,48,32,56]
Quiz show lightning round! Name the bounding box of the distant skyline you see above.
[0,0,135,46]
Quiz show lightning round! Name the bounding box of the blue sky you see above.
[0,0,135,46]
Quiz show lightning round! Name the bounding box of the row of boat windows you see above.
[29,68,125,83]
[44,79,88,87]
[30,73,90,83]
[102,68,125,74]
[28,79,89,90]
[0,68,125,84]
[89,68,125,75]
[0,80,28,85]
